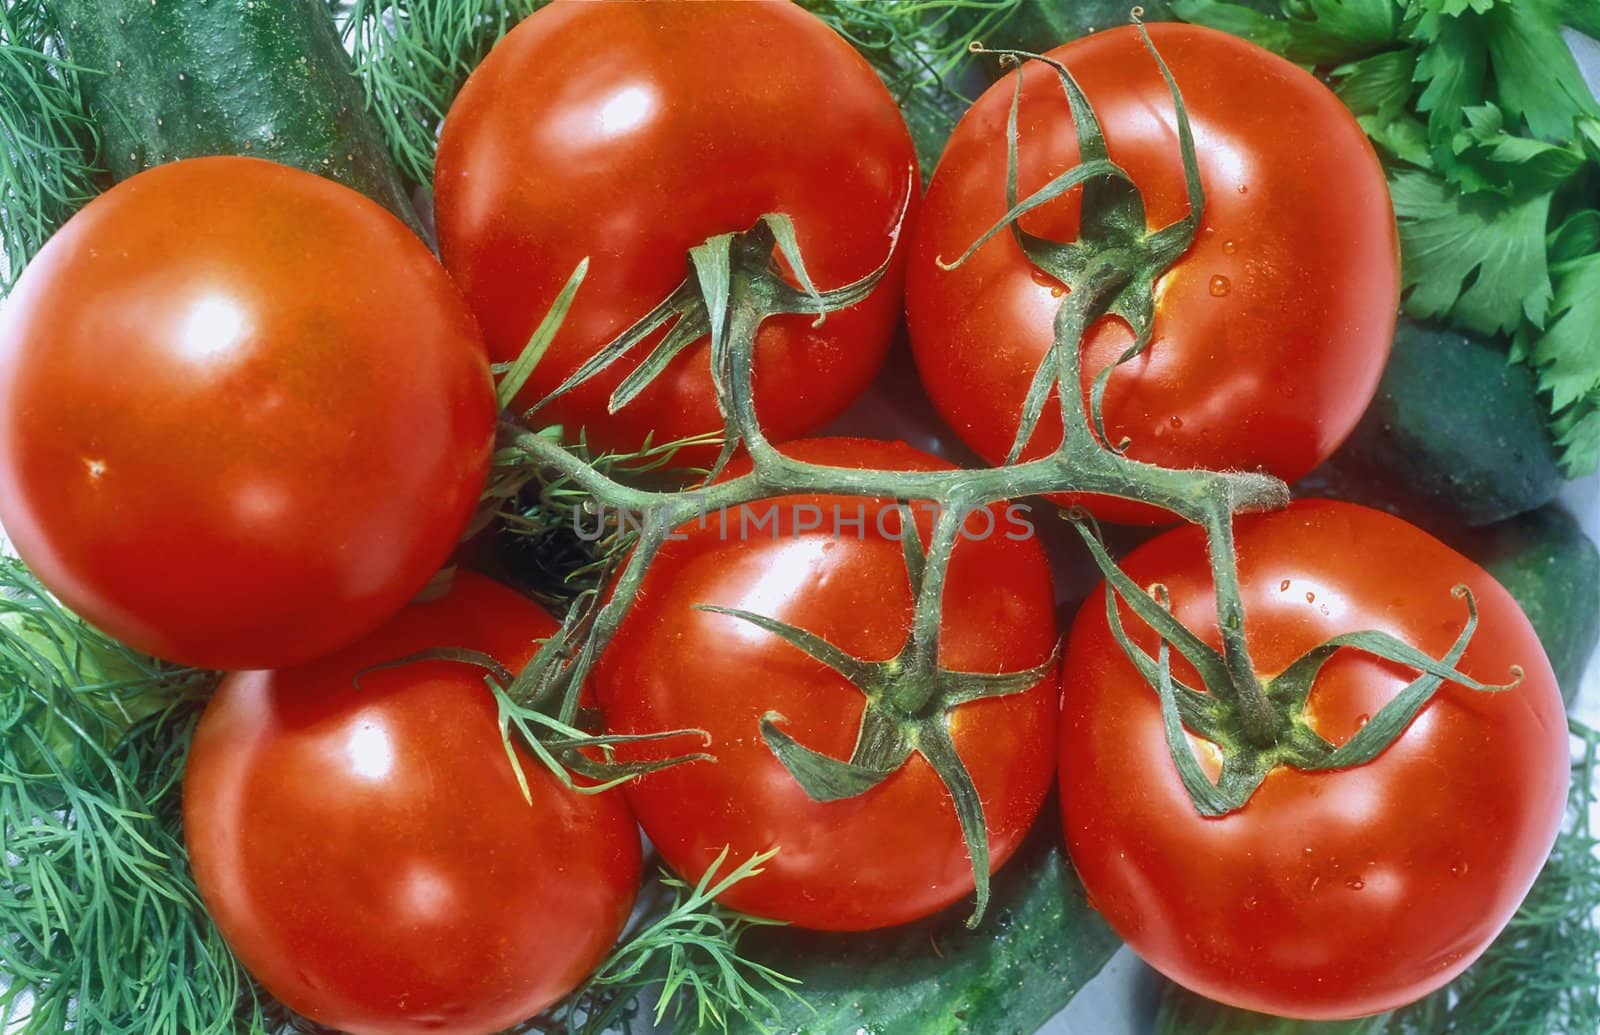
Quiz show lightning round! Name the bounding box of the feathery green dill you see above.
[0,0,99,295]
[338,0,542,188]
[550,849,801,1035]
[0,558,259,1034]
[801,0,1016,172]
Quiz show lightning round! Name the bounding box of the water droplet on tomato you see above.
[1356,713,1370,728]
[1050,286,1065,298]
[1243,896,1258,911]
[1031,268,1061,290]
[1209,275,1231,297]
[1222,240,1237,254]
[1305,591,1315,603]
[1279,579,1291,592]
[1346,877,1365,891]
[1168,416,1183,429]
[1451,861,1469,877]
[1237,183,1249,194]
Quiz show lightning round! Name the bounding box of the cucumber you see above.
[1301,317,1563,528]
[1153,984,1390,1035]
[968,0,1177,62]
[53,0,419,230]
[1454,505,1600,705]
[727,814,1120,1035]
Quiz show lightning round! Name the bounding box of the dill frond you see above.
[0,558,250,1034]
[556,848,802,1035]
[801,0,1016,172]
[339,0,542,187]
[0,0,100,294]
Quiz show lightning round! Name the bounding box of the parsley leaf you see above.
[1485,0,1600,141]
[1449,103,1587,193]
[1391,169,1553,334]
[1527,253,1600,412]
[1554,398,1600,475]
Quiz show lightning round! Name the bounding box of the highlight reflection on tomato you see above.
[184,572,640,1035]
[1060,500,1568,1019]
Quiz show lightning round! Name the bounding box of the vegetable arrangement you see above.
[0,4,1595,1035]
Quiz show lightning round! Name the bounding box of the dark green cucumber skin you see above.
[52,0,420,230]
[1455,505,1600,705]
[726,816,1120,1035]
[1153,984,1391,1035]
[1302,317,1562,528]
[971,0,1176,62]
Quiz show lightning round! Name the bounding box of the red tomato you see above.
[0,157,494,670]
[596,438,1059,931]
[435,0,919,459]
[907,25,1397,522]
[1060,499,1568,1018]
[184,572,640,1035]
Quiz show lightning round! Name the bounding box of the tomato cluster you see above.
[0,2,1569,1032]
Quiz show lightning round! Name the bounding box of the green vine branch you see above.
[479,21,1526,928]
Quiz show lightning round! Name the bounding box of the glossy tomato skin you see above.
[597,438,1059,931]
[184,572,640,1035]
[435,0,919,459]
[0,156,495,670]
[1060,500,1568,1018]
[908,26,1397,523]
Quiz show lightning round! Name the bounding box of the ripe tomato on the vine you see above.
[435,0,919,459]
[596,437,1059,931]
[0,156,495,670]
[1060,499,1568,1019]
[908,25,1397,522]
[184,572,640,1035]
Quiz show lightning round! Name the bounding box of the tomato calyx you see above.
[1069,517,1525,817]
[695,505,1058,927]
[523,212,898,478]
[943,27,1203,460]
[354,624,712,798]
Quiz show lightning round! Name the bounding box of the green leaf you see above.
[1530,253,1600,411]
[1483,0,1599,143]
[1578,117,1600,164]
[1552,394,1600,476]
[1408,0,1597,190]
[1448,103,1587,194]
[1564,0,1600,38]
[1359,109,1435,166]
[1333,47,1417,118]
[1411,1,1489,158]
[495,257,587,411]
[1391,168,1553,334]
